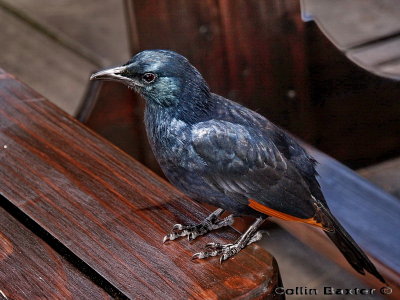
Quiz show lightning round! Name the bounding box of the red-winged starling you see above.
[91,49,385,283]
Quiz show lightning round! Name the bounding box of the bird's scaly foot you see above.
[163,208,233,242]
[192,230,265,263]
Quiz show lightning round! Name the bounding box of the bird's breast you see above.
[144,108,202,171]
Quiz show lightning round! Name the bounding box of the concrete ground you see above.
[0,1,387,299]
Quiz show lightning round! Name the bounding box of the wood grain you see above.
[0,69,283,299]
[0,206,111,300]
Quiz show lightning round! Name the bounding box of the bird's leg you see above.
[192,216,266,263]
[163,208,234,242]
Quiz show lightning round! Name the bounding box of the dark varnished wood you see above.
[77,80,157,174]
[0,69,283,299]
[305,25,400,168]
[0,206,111,300]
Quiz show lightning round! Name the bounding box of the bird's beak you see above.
[90,66,130,85]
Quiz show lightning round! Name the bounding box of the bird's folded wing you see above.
[191,120,317,219]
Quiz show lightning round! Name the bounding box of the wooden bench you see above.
[0,69,283,299]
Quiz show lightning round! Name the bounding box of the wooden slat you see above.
[0,0,130,67]
[0,206,110,300]
[301,0,400,49]
[347,38,400,80]
[77,81,151,173]
[0,7,96,115]
[302,0,400,79]
[0,69,282,299]
[358,157,400,199]
[309,148,400,271]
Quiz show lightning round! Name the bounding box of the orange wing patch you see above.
[248,199,326,230]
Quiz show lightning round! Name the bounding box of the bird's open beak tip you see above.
[89,66,127,82]
[90,70,107,81]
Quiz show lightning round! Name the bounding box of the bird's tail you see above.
[319,207,386,283]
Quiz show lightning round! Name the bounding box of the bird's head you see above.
[91,50,211,111]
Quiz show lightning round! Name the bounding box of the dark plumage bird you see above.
[91,49,385,283]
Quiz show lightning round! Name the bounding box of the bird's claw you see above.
[192,242,239,262]
[172,224,183,231]
[163,223,205,243]
[248,230,266,245]
[191,230,265,262]
[163,224,215,243]
[163,213,234,243]
[205,242,223,249]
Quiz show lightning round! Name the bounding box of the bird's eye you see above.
[142,73,156,83]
